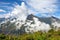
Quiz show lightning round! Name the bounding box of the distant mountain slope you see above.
[0,18,5,23]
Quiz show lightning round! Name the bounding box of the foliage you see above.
[0,29,60,40]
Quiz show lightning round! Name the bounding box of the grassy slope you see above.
[0,29,60,40]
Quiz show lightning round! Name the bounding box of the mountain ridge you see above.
[0,14,60,35]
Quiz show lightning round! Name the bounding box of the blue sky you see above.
[0,0,22,14]
[0,0,60,18]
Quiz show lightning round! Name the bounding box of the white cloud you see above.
[24,0,57,14]
[0,2,28,19]
[0,9,6,12]
[0,0,58,18]
[11,2,28,20]
[0,13,10,18]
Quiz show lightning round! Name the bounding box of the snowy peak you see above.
[0,14,60,34]
[27,14,34,20]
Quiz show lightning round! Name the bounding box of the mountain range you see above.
[0,14,60,35]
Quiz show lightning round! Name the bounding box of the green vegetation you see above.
[0,29,60,40]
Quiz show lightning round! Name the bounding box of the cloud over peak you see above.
[24,0,58,14]
[0,0,59,18]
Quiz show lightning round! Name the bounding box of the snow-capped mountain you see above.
[0,14,60,35]
[0,2,60,35]
[20,14,60,33]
